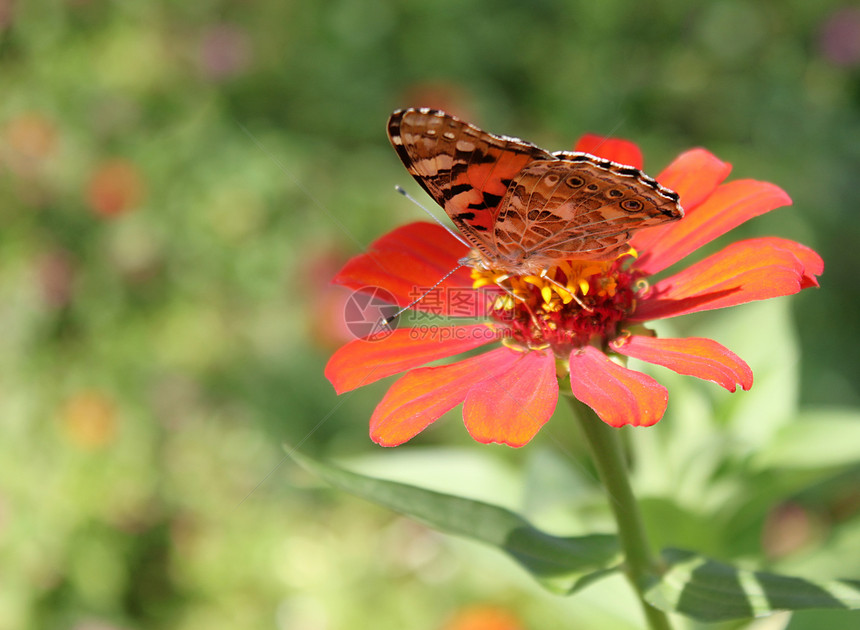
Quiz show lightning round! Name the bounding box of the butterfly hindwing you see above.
[495,156,683,263]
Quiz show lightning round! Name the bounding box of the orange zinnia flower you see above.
[326,136,823,447]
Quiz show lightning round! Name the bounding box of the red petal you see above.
[334,222,479,316]
[325,325,502,394]
[632,238,821,321]
[463,350,558,447]
[369,347,519,446]
[633,180,792,275]
[611,335,753,392]
[656,148,732,211]
[574,134,644,169]
[569,346,667,427]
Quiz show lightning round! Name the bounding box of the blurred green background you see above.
[2,1,860,629]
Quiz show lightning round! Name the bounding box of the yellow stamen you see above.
[577,278,590,295]
[501,336,551,352]
[541,285,553,304]
[614,329,632,344]
[501,337,530,352]
[471,256,618,314]
[554,285,573,304]
[496,294,514,310]
[473,277,495,289]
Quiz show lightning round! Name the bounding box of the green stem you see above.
[566,395,673,630]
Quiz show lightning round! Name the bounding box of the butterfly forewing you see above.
[387,108,554,257]
[387,108,683,272]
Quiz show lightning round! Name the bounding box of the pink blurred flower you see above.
[197,23,252,81]
[37,248,75,309]
[819,7,860,67]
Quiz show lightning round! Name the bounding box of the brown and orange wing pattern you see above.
[387,108,553,258]
[494,154,683,265]
[387,108,683,271]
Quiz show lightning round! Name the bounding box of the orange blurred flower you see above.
[300,246,358,349]
[86,158,145,217]
[60,390,118,449]
[440,605,523,630]
[3,112,58,175]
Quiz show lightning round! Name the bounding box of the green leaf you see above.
[290,448,621,594]
[751,409,860,470]
[645,548,860,621]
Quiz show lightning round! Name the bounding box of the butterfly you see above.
[387,107,683,275]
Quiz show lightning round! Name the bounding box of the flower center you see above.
[471,254,642,357]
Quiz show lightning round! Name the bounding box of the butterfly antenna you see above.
[380,263,466,325]
[395,186,472,249]
[586,117,628,157]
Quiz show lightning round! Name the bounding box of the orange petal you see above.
[334,222,477,316]
[463,349,558,447]
[370,347,519,446]
[574,134,643,169]
[325,325,502,394]
[633,180,792,275]
[632,238,820,321]
[656,148,732,211]
[631,148,731,261]
[611,335,753,392]
[569,346,667,427]
[757,237,824,289]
